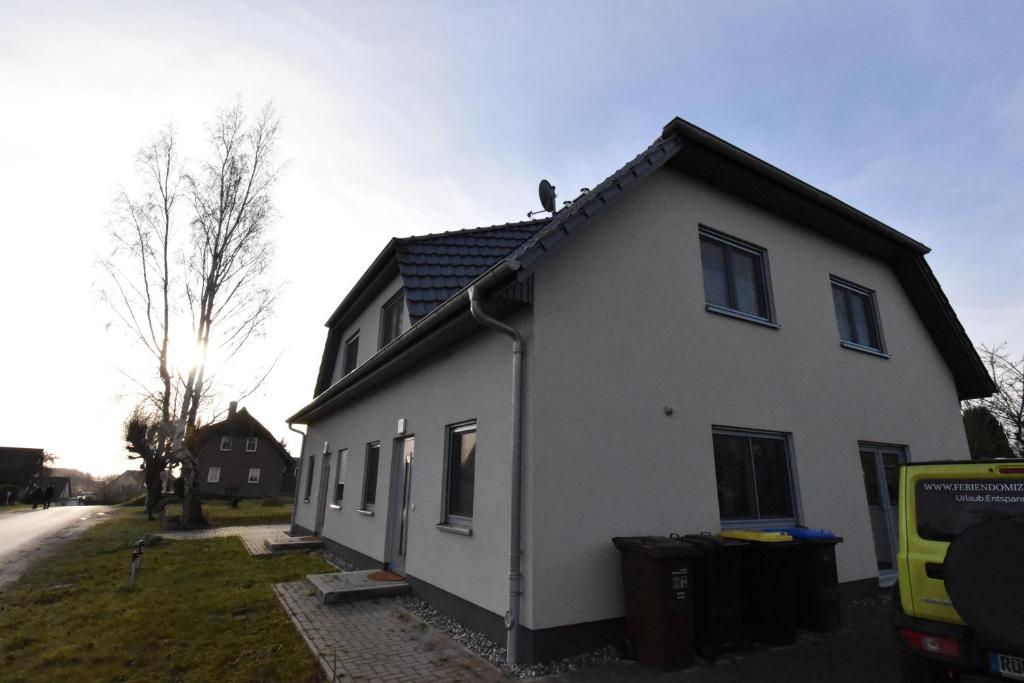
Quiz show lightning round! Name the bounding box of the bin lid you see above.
[612,536,701,558]
[679,533,747,549]
[764,526,843,542]
[720,530,794,543]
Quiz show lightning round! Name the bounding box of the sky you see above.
[1,1,1022,476]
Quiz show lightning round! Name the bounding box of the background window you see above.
[245,437,258,452]
[712,429,795,523]
[379,292,405,348]
[304,456,316,500]
[247,467,261,484]
[334,449,348,505]
[207,466,221,484]
[220,437,232,452]
[362,443,380,509]
[699,229,771,321]
[343,332,359,375]
[831,278,883,352]
[444,422,477,522]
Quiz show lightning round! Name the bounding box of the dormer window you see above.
[343,331,359,375]
[246,437,258,452]
[219,437,232,452]
[379,291,405,349]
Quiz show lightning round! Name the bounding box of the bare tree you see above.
[123,407,169,519]
[100,126,181,517]
[967,344,1024,456]
[172,102,282,529]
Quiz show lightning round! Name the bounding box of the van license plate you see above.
[992,653,1024,680]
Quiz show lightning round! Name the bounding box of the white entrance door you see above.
[858,444,906,585]
[387,437,414,574]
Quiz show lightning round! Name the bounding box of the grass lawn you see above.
[0,509,330,682]
[0,504,32,514]
[161,499,294,527]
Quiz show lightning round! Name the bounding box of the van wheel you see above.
[898,650,959,682]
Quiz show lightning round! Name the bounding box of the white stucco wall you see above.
[329,274,411,385]
[524,167,970,630]
[294,322,525,622]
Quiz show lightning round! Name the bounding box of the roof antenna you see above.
[527,179,557,218]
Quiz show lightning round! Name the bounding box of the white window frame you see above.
[220,437,232,452]
[207,466,221,484]
[711,426,801,529]
[245,437,258,452]
[247,467,261,484]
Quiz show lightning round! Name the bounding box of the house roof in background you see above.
[0,447,44,486]
[41,476,71,494]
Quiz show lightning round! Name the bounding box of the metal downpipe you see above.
[468,285,524,668]
[287,423,307,534]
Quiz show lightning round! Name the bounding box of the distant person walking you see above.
[29,485,42,510]
[42,484,55,510]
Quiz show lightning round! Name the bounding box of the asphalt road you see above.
[0,504,112,589]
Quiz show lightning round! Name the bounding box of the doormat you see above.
[367,570,404,582]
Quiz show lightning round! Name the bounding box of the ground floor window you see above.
[334,449,347,505]
[442,421,476,525]
[362,443,380,509]
[248,467,261,484]
[207,466,221,484]
[304,456,315,501]
[712,427,797,524]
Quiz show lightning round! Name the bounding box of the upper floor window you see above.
[443,422,477,525]
[699,227,774,324]
[712,427,796,524]
[245,437,258,452]
[361,443,381,510]
[379,291,405,349]
[219,437,232,452]
[342,331,360,375]
[831,277,885,354]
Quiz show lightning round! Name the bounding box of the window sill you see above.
[302,498,310,504]
[839,341,889,359]
[436,524,472,536]
[705,304,779,329]
[356,508,374,517]
[329,504,341,510]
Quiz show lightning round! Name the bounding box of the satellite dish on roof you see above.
[539,180,556,213]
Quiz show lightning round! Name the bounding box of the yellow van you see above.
[894,460,1024,681]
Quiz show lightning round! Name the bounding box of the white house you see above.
[288,117,993,663]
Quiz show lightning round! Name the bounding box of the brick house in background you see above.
[196,403,296,498]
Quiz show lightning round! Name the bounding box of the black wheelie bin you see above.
[720,530,799,646]
[766,526,844,632]
[678,532,753,660]
[612,536,701,670]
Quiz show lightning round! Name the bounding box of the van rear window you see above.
[916,479,1024,542]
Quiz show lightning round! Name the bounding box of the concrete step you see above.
[264,535,324,552]
[307,570,410,604]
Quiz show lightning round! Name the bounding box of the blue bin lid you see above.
[764,526,837,540]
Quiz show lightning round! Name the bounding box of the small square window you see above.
[245,437,258,452]
[207,466,221,484]
[379,291,405,349]
[219,437,232,452]
[334,449,347,505]
[831,277,885,354]
[699,227,774,324]
[361,443,380,509]
[343,332,359,375]
[247,467,261,484]
[712,428,796,524]
[442,422,476,525]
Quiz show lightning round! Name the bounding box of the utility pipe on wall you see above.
[287,423,307,535]
[468,285,524,668]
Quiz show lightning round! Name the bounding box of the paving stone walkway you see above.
[274,581,507,682]
[159,524,290,556]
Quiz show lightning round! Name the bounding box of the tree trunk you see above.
[143,462,164,521]
[178,453,206,529]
